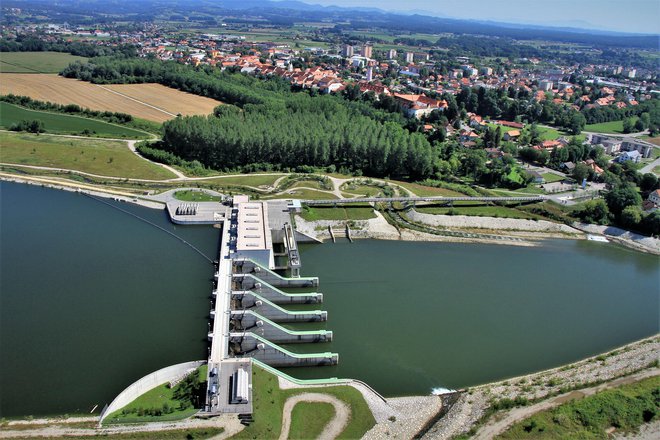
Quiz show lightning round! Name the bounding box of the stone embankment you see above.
[421,336,659,439]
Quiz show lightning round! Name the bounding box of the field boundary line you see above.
[95,85,178,118]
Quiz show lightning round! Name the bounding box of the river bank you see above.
[419,335,660,439]
[4,174,658,255]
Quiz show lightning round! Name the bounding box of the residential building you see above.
[405,52,414,64]
[341,44,354,57]
[648,189,660,206]
[616,150,641,163]
[621,139,654,158]
[362,44,372,58]
[387,49,397,59]
[539,80,553,91]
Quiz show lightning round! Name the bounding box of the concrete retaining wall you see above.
[99,360,206,424]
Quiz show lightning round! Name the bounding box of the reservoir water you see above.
[1,181,658,416]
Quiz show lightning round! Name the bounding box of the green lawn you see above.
[0,51,87,73]
[231,366,375,440]
[0,102,150,139]
[173,190,221,202]
[288,402,335,440]
[541,173,565,183]
[497,376,659,439]
[290,179,325,190]
[538,126,561,141]
[300,205,376,221]
[585,117,639,134]
[104,366,207,424]
[0,132,176,180]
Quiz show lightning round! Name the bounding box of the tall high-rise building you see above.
[405,52,414,64]
[362,44,373,58]
[341,44,354,57]
[387,49,397,59]
[366,66,373,82]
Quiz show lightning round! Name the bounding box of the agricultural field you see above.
[0,74,223,123]
[0,51,87,73]
[0,102,150,138]
[103,83,222,118]
[0,131,176,180]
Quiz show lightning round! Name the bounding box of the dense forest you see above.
[160,97,434,179]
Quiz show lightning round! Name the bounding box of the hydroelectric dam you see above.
[169,196,336,417]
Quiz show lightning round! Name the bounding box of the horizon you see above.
[293,0,660,35]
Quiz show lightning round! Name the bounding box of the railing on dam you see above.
[302,195,547,205]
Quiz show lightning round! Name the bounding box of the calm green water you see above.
[1,182,658,417]
[281,239,659,395]
[0,182,218,417]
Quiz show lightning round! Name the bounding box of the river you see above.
[1,181,658,416]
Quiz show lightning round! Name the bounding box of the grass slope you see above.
[0,132,175,180]
[0,102,150,139]
[104,366,207,424]
[0,52,87,73]
[497,376,659,439]
[231,366,375,439]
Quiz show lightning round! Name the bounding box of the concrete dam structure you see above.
[167,196,336,416]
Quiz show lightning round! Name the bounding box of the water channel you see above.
[1,181,658,416]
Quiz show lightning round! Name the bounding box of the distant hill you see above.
[5,0,659,48]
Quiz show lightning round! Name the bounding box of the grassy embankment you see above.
[0,131,175,180]
[497,375,659,439]
[0,102,151,139]
[103,366,207,424]
[0,51,87,73]
[301,204,377,221]
[232,365,375,439]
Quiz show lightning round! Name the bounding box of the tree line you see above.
[0,36,136,58]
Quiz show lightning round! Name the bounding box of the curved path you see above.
[473,368,660,440]
[278,393,350,440]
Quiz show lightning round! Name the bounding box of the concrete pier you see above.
[229,333,338,367]
[232,258,319,288]
[231,291,327,322]
[231,310,332,343]
[233,274,323,304]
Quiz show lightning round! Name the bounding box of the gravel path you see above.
[0,414,244,439]
[278,393,349,440]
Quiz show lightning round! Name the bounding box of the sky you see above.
[306,0,660,34]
